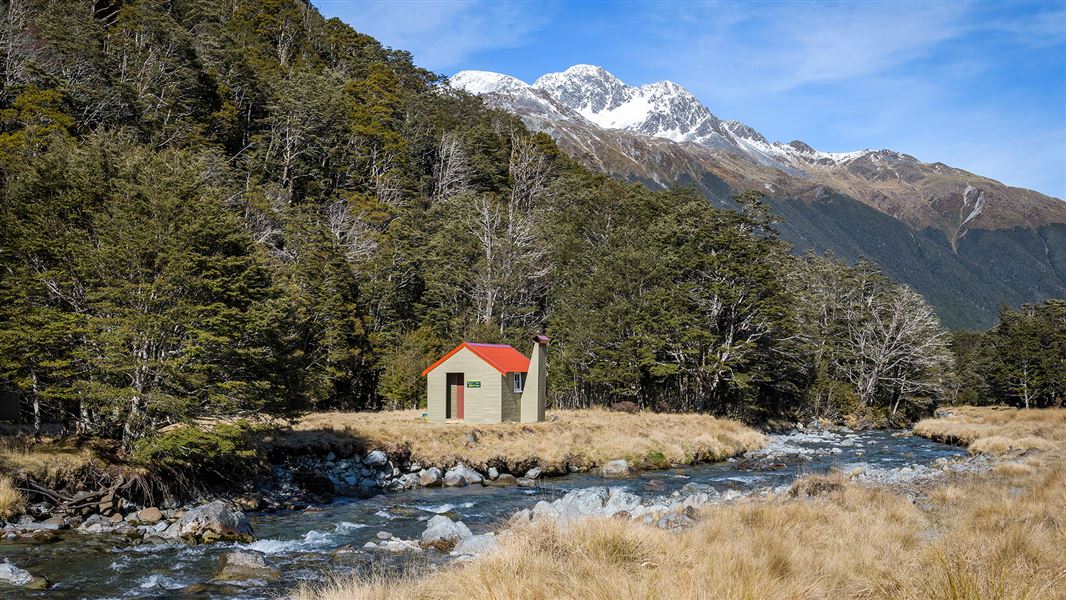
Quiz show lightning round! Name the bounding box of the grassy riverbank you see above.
[914,405,1066,454]
[302,406,1066,600]
[281,409,766,473]
[0,409,764,522]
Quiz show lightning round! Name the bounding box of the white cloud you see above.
[315,1,552,71]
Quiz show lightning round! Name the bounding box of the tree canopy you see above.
[0,0,1003,448]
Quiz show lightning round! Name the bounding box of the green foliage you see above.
[0,0,968,441]
[979,300,1066,408]
[378,327,445,410]
[644,450,669,469]
[131,422,261,476]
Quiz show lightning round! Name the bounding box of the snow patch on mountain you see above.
[531,65,724,144]
[450,70,529,96]
[451,64,881,169]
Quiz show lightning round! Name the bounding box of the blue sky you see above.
[317,1,1066,199]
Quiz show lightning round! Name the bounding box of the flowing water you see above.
[1,430,965,599]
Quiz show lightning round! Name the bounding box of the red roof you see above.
[421,342,530,377]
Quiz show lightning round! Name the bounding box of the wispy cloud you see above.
[626,1,1064,197]
[636,2,974,94]
[315,0,553,72]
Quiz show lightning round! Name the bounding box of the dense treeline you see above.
[950,300,1066,409]
[0,0,965,449]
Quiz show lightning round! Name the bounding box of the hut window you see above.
[513,372,525,393]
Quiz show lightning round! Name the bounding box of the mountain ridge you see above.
[450,65,1066,329]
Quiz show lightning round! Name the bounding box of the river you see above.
[1,429,965,599]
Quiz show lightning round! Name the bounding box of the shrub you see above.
[643,450,669,469]
[132,421,263,480]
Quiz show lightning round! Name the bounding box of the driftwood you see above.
[17,475,127,513]
[16,480,72,504]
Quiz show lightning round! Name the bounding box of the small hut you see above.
[421,335,547,423]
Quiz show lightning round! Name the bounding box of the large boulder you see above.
[600,460,636,478]
[443,464,484,487]
[603,489,642,516]
[418,467,443,487]
[0,561,47,589]
[530,500,560,522]
[420,515,472,550]
[173,501,253,543]
[214,552,279,581]
[451,533,498,556]
[136,507,163,524]
[555,487,610,523]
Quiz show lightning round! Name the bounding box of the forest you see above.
[0,0,1061,452]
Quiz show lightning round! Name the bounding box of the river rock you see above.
[601,460,636,478]
[363,450,388,466]
[516,477,538,487]
[488,474,518,486]
[421,515,472,546]
[418,467,443,487]
[41,516,67,530]
[172,501,253,543]
[443,464,483,487]
[214,551,280,581]
[376,538,422,552]
[530,500,560,521]
[451,533,498,556]
[555,487,610,523]
[524,467,543,480]
[136,507,163,524]
[603,489,642,515]
[78,514,113,534]
[0,560,47,589]
[487,467,499,480]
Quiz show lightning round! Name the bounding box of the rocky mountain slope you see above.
[450,66,1066,329]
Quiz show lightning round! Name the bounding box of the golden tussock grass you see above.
[301,464,1066,600]
[300,407,1066,600]
[0,476,26,520]
[914,406,1066,455]
[286,409,765,471]
[0,437,95,486]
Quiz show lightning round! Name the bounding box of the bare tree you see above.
[325,199,378,264]
[432,132,473,201]
[1,0,33,88]
[838,280,952,413]
[456,135,552,332]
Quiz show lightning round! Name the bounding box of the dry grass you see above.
[0,476,26,520]
[300,406,1066,600]
[302,465,1066,600]
[284,409,765,472]
[914,406,1066,454]
[0,437,95,486]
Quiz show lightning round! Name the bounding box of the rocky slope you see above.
[450,66,1066,329]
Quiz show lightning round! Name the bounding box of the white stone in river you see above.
[363,450,388,466]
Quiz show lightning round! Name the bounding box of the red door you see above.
[456,375,465,419]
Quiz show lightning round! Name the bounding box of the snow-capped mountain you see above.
[449,64,1062,233]
[449,64,1066,330]
[451,64,886,171]
[531,65,733,147]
